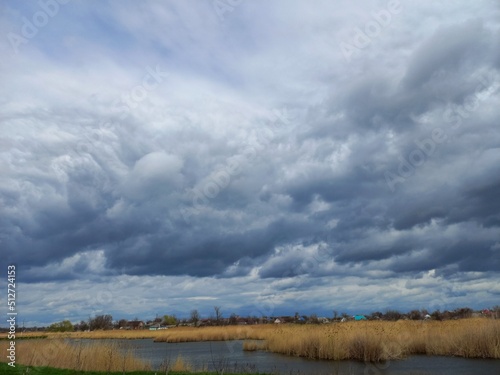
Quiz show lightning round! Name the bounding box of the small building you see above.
[126,320,144,330]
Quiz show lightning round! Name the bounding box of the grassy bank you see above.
[0,362,270,375]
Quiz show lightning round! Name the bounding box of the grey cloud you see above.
[1,0,500,325]
[402,20,491,90]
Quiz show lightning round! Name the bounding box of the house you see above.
[126,320,144,330]
[148,323,163,331]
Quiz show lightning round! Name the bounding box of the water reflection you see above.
[70,338,500,375]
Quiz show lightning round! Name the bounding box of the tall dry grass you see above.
[10,325,273,342]
[170,355,193,372]
[424,319,500,358]
[0,339,149,372]
[13,329,161,340]
[4,319,498,365]
[251,318,500,361]
[153,325,273,343]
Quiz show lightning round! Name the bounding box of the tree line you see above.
[46,305,500,332]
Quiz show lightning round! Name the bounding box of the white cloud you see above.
[1,0,499,326]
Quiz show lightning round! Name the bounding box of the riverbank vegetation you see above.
[154,325,272,343]
[247,318,500,361]
[14,306,497,336]
[0,340,149,372]
[0,340,268,374]
[2,318,499,364]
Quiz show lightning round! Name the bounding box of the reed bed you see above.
[14,329,162,340]
[242,340,267,351]
[4,319,498,365]
[250,318,500,361]
[12,325,272,342]
[153,325,273,343]
[0,339,150,372]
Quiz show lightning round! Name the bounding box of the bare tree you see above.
[190,309,200,327]
[408,310,422,320]
[214,306,223,326]
[384,310,402,321]
[228,313,238,325]
[493,305,500,319]
[89,314,113,330]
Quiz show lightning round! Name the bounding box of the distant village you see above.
[3,306,499,333]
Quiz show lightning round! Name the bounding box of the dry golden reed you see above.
[253,318,500,361]
[170,355,192,372]
[12,324,274,342]
[16,329,160,340]
[153,325,272,343]
[242,340,267,351]
[4,318,498,365]
[0,339,149,372]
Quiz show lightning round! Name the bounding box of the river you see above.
[73,339,500,375]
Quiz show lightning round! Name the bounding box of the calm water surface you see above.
[73,339,500,375]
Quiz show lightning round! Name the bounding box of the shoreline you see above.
[0,362,270,375]
[1,319,499,362]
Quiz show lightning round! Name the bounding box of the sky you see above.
[1,0,499,327]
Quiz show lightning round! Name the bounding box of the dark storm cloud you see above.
[323,20,498,138]
[103,216,318,277]
[453,177,500,227]
[388,241,495,275]
[1,1,499,325]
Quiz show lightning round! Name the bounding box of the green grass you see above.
[0,362,271,375]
